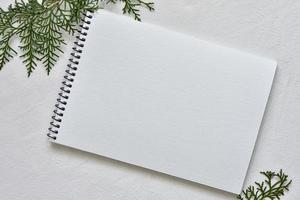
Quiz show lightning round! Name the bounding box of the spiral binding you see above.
[47,12,93,140]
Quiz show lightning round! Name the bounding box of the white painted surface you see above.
[0,1,299,199]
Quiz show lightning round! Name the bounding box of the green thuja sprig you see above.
[237,170,292,200]
[0,0,99,76]
[0,0,154,76]
[105,0,154,21]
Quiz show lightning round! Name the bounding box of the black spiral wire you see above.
[47,12,93,140]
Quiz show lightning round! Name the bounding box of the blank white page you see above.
[54,10,276,194]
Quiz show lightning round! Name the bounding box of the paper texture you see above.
[54,11,276,194]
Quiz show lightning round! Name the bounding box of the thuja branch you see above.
[0,0,154,76]
[237,169,292,200]
[105,0,154,21]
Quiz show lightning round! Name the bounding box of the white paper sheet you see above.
[53,11,276,194]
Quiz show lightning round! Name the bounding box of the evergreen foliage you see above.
[237,170,292,200]
[0,0,154,76]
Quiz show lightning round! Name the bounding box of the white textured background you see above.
[0,1,299,199]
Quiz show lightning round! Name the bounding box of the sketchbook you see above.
[47,10,276,194]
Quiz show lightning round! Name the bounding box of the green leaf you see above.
[237,169,292,200]
[0,0,154,76]
[36,9,65,74]
[0,35,17,70]
[18,17,43,76]
[105,0,155,21]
